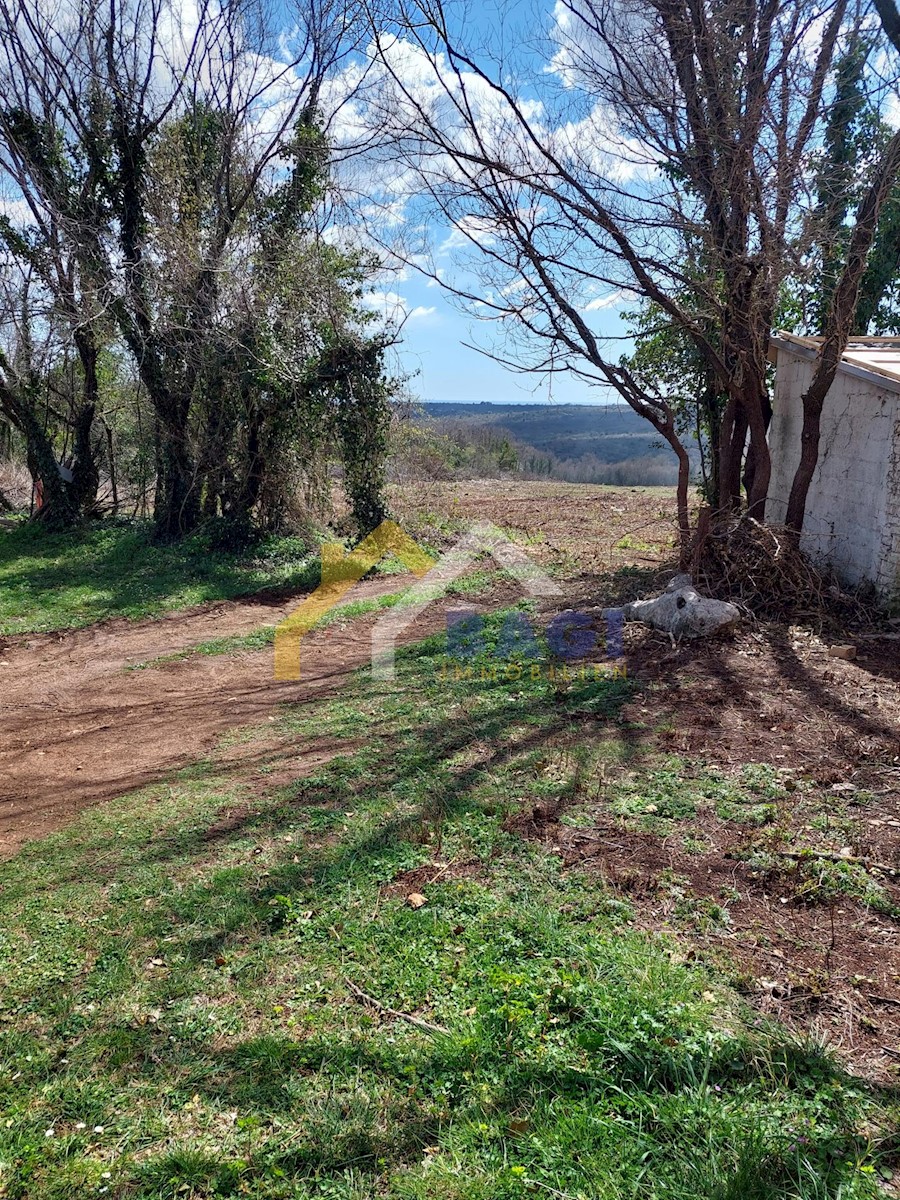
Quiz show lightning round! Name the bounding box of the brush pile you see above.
[695,517,878,627]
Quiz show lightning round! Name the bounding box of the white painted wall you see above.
[767,348,900,604]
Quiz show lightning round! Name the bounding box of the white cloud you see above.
[360,290,437,323]
[500,278,530,297]
[438,215,500,255]
[581,289,631,312]
[361,289,406,316]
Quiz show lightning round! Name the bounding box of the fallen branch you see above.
[696,516,879,626]
[344,978,451,1036]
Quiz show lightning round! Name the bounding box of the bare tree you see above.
[365,0,899,551]
[0,253,100,525]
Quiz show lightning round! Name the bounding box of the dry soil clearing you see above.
[3,480,900,1081]
[0,575,438,854]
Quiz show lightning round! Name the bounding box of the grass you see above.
[0,519,509,640]
[592,761,790,835]
[0,615,896,1199]
[126,591,415,671]
[0,522,322,636]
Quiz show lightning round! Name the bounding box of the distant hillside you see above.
[414,402,689,486]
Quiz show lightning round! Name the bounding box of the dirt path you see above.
[0,576,427,857]
[0,483,684,859]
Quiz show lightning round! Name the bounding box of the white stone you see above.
[618,576,741,639]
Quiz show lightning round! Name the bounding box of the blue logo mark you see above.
[446,609,623,663]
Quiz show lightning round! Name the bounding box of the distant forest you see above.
[404,402,695,486]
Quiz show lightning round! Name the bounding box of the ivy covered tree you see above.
[0,0,397,540]
[807,32,900,335]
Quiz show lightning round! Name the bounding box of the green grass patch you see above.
[0,521,321,635]
[793,856,900,918]
[0,621,895,1197]
[127,590,417,670]
[0,518,506,642]
[129,626,279,669]
[604,761,789,833]
[127,571,505,670]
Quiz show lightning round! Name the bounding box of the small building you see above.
[767,333,900,606]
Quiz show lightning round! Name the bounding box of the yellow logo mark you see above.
[274,520,435,680]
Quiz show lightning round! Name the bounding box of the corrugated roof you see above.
[771,331,900,389]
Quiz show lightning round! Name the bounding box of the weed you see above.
[795,857,900,917]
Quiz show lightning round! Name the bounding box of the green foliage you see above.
[145,106,398,540]
[325,330,396,534]
[619,301,723,504]
[0,86,398,543]
[605,761,789,835]
[802,33,900,335]
[391,411,524,482]
[794,857,899,917]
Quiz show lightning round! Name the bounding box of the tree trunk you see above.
[786,126,900,532]
[717,400,748,515]
[20,406,77,528]
[742,372,773,516]
[105,422,119,513]
[673,436,692,569]
[700,378,722,510]
[154,404,199,541]
[116,317,200,541]
[69,329,101,514]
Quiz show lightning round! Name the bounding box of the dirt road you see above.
[0,577,428,857]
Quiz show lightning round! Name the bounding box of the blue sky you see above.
[350,0,637,407]
[382,271,629,405]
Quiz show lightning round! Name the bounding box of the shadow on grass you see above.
[2,618,898,1197]
[0,520,320,634]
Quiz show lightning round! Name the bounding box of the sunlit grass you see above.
[0,618,894,1198]
[0,522,320,635]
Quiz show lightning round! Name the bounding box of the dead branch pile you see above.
[695,517,879,627]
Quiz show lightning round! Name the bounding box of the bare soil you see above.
[0,575,429,856]
[518,623,900,1081]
